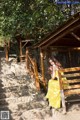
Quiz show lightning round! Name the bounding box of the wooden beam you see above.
[60,67,80,72]
[22,40,34,42]
[5,46,9,62]
[22,41,28,49]
[64,89,80,96]
[50,46,80,49]
[71,32,80,41]
[58,71,66,113]
[41,24,80,49]
[61,38,74,40]
[65,85,80,90]
[67,79,80,84]
[70,24,80,31]
[4,42,9,62]
[38,17,80,48]
[68,51,71,67]
[26,49,29,71]
[20,39,22,62]
[33,59,40,91]
[40,48,46,86]
[69,47,80,50]
[48,47,80,52]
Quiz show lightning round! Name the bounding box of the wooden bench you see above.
[59,67,80,113]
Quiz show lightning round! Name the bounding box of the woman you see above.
[46,58,68,109]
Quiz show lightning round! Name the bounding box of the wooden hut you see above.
[5,34,33,62]
[35,12,80,82]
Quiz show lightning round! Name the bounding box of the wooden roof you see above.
[35,12,80,49]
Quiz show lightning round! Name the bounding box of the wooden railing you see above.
[26,48,40,90]
[58,67,80,113]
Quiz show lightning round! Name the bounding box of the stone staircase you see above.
[0,76,31,119]
[0,56,51,120]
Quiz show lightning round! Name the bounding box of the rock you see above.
[21,109,46,120]
[0,56,52,120]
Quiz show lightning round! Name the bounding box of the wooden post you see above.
[58,70,66,113]
[26,48,29,72]
[34,59,40,90]
[6,46,9,62]
[68,51,72,67]
[40,48,46,86]
[5,42,9,62]
[20,39,22,62]
[8,41,10,50]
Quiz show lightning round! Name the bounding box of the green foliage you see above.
[0,0,80,43]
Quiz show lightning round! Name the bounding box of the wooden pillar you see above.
[4,42,9,62]
[8,41,10,50]
[40,48,46,86]
[5,45,9,62]
[20,39,22,62]
[68,50,72,67]
[58,70,66,113]
[26,48,29,72]
[34,59,40,90]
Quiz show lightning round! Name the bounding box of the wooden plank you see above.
[50,46,80,51]
[64,84,80,90]
[20,55,26,57]
[64,89,80,96]
[69,47,80,51]
[66,99,80,103]
[22,40,34,42]
[63,73,80,78]
[71,32,80,41]
[60,67,80,72]
[67,79,80,83]
[28,55,34,66]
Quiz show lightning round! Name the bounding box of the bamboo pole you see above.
[40,48,46,86]
[34,59,40,90]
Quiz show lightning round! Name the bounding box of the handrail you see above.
[28,55,34,66]
[26,48,40,90]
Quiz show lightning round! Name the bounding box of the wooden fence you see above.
[26,48,40,90]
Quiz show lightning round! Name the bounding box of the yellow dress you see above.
[45,71,69,109]
[46,79,61,108]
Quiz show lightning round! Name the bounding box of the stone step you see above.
[1,79,28,88]
[0,84,27,91]
[1,81,20,88]
[0,96,33,105]
[0,108,20,120]
[0,102,25,111]
[0,88,30,99]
